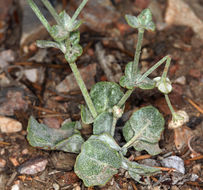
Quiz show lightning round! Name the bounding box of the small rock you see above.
[11,184,20,190]
[189,69,201,79]
[140,159,160,167]
[24,67,45,83]
[174,76,186,85]
[0,158,6,168]
[0,116,22,133]
[0,88,28,116]
[165,0,203,40]
[50,152,77,171]
[43,117,61,129]
[56,64,97,93]
[74,186,81,190]
[22,149,28,155]
[161,156,185,174]
[17,156,48,175]
[53,183,60,190]
[9,157,19,167]
[0,49,15,68]
[71,0,120,33]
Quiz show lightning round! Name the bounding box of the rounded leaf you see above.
[51,25,68,42]
[123,106,164,155]
[74,138,121,187]
[90,82,124,114]
[93,112,113,135]
[65,44,83,63]
[81,105,94,124]
[125,15,139,28]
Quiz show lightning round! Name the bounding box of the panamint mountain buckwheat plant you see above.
[26,0,186,187]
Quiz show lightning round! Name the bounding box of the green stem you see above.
[133,29,144,74]
[27,0,52,33]
[117,89,133,108]
[68,62,97,118]
[161,56,171,80]
[71,0,88,22]
[111,117,118,137]
[41,0,61,25]
[137,55,169,85]
[164,94,176,118]
[122,120,150,149]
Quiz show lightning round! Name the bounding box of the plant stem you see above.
[41,0,61,25]
[133,29,144,74]
[27,0,52,33]
[111,117,118,137]
[161,56,171,80]
[68,62,97,118]
[72,0,88,22]
[164,94,176,118]
[117,89,133,108]
[122,120,150,149]
[137,55,169,84]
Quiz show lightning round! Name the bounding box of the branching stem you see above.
[68,62,97,118]
[27,0,52,33]
[72,0,88,22]
[41,0,61,25]
[133,29,144,74]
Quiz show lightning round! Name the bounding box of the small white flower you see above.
[168,110,189,129]
[113,106,123,118]
[153,77,172,94]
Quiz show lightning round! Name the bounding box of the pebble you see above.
[50,152,77,171]
[0,158,6,168]
[17,157,48,175]
[0,89,28,116]
[174,76,186,85]
[9,157,19,167]
[165,0,203,40]
[11,184,20,190]
[0,49,15,68]
[53,183,60,190]
[189,69,201,79]
[161,156,185,174]
[43,117,61,129]
[0,116,22,133]
[56,63,97,93]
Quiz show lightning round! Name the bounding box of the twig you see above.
[0,141,11,146]
[186,98,203,114]
[152,166,176,172]
[134,154,152,161]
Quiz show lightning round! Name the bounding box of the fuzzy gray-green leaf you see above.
[27,116,84,153]
[74,137,121,187]
[51,25,68,42]
[81,105,94,124]
[90,82,124,114]
[89,133,121,151]
[65,44,83,63]
[125,15,139,28]
[93,112,113,135]
[121,157,160,184]
[54,134,84,153]
[123,106,164,155]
